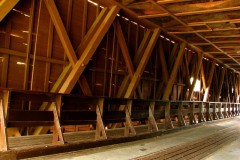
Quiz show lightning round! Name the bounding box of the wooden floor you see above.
[1,118,240,159]
[19,117,240,160]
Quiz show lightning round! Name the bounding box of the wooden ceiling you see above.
[113,0,240,72]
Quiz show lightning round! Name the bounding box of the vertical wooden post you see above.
[206,103,213,121]
[165,102,173,129]
[148,101,158,132]
[177,102,186,126]
[223,103,229,118]
[95,98,107,140]
[236,103,240,116]
[228,103,233,117]
[218,103,224,119]
[124,100,136,136]
[189,103,197,124]
[0,100,8,151]
[212,103,219,120]
[198,102,206,123]
[237,103,240,116]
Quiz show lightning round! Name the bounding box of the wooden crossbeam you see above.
[114,20,135,77]
[133,30,152,67]
[162,43,186,100]
[203,61,216,102]
[0,0,20,22]
[76,7,109,55]
[114,20,143,98]
[33,7,116,135]
[124,28,161,98]
[44,0,93,95]
[59,6,120,94]
[116,29,152,98]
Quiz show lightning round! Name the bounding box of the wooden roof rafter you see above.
[86,0,240,72]
[146,0,240,72]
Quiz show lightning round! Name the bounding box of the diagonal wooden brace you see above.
[95,98,107,140]
[124,100,136,136]
[148,101,158,132]
[52,102,64,145]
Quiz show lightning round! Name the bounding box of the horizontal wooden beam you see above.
[188,19,240,26]
[138,6,240,18]
[0,48,68,65]
[205,35,240,38]
[193,41,240,46]
[169,27,240,34]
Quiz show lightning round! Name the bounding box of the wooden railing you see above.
[0,89,239,151]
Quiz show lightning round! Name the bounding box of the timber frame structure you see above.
[1,0,240,156]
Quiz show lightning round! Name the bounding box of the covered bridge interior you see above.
[1,0,240,159]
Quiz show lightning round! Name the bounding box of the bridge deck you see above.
[2,118,239,159]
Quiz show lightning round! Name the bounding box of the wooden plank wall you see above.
[0,0,239,111]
